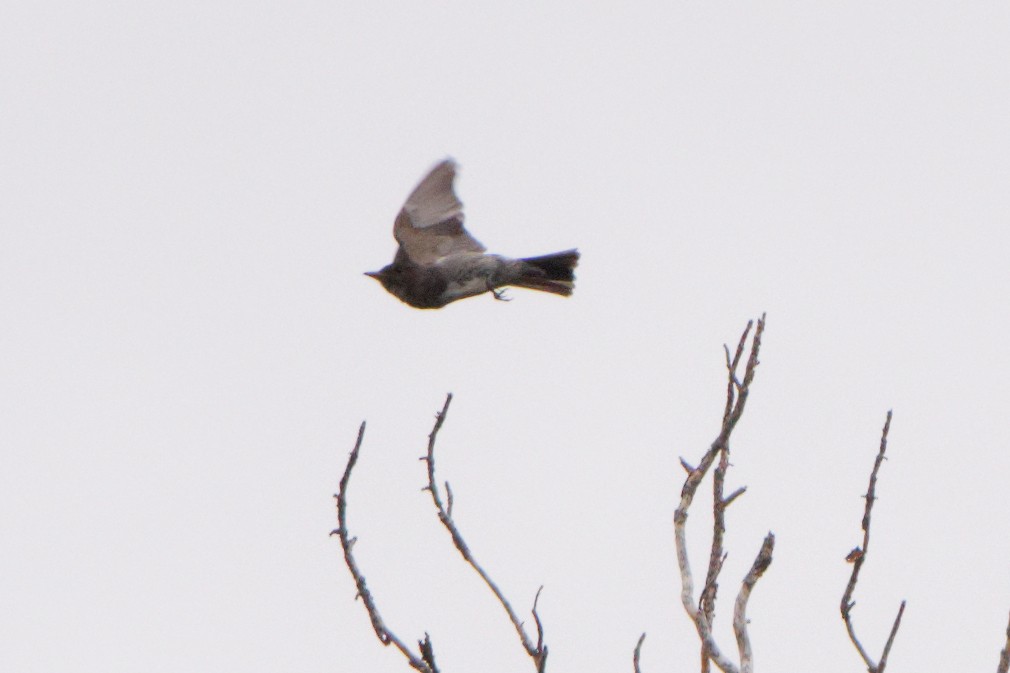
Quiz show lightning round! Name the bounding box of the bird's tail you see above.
[515,249,580,296]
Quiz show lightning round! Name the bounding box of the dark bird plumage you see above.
[366,160,579,309]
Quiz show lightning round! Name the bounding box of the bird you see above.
[365,159,579,309]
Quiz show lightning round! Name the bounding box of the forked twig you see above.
[673,315,772,673]
[423,393,549,672]
[839,410,904,673]
[333,423,437,673]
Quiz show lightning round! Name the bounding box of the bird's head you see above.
[364,264,405,296]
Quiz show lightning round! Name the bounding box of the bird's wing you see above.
[393,159,485,265]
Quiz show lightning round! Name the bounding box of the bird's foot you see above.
[487,281,512,302]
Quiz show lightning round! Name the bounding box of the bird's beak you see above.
[364,271,381,280]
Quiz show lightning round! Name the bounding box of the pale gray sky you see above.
[3,2,1009,672]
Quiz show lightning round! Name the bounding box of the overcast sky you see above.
[3,2,1010,672]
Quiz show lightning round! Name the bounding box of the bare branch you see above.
[419,634,437,673]
[997,610,1010,673]
[878,600,905,671]
[423,393,548,672]
[674,315,769,673]
[721,322,751,425]
[723,486,747,508]
[333,422,436,673]
[699,553,728,615]
[532,586,546,654]
[840,410,904,673]
[701,447,730,624]
[633,633,646,673]
[733,533,775,673]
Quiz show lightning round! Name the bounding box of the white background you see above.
[3,2,1009,672]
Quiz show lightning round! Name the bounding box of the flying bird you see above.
[366,160,579,309]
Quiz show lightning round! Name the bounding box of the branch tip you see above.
[633,632,647,673]
[675,316,767,673]
[336,421,435,672]
[840,411,904,673]
[997,610,1010,673]
[422,394,547,671]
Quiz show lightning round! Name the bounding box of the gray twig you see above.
[733,533,775,673]
[333,422,437,673]
[674,315,771,673]
[423,393,548,672]
[839,411,904,673]
[633,633,646,673]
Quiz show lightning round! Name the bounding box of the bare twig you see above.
[840,410,904,673]
[633,632,646,673]
[674,315,771,673]
[419,634,437,672]
[333,422,436,673]
[701,450,728,614]
[422,393,548,672]
[733,533,775,673]
[699,440,734,671]
[699,552,728,615]
[532,586,546,654]
[878,600,905,671]
[724,486,747,508]
[997,610,1010,673]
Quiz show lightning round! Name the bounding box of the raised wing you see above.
[393,159,485,265]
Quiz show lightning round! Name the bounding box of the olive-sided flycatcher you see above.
[365,160,579,309]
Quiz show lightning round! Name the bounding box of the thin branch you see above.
[997,610,1010,673]
[422,393,548,672]
[733,533,775,673]
[878,600,905,671]
[701,332,754,671]
[840,410,904,673]
[419,634,437,673]
[699,553,728,615]
[724,486,747,508]
[700,438,742,642]
[333,422,436,673]
[532,586,546,655]
[674,315,769,673]
[700,447,730,621]
[633,633,646,673]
